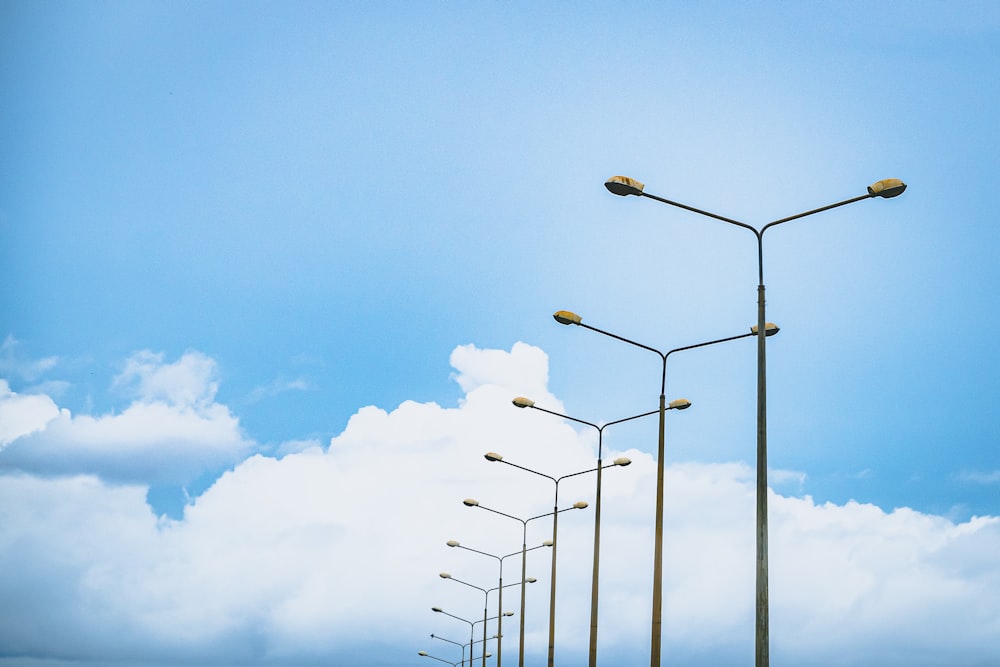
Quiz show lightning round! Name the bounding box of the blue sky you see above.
[2,2,999,666]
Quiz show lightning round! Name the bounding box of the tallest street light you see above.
[604,175,906,667]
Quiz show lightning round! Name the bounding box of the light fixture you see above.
[604,176,645,197]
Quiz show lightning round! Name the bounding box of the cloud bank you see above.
[0,344,997,666]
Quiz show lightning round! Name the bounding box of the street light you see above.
[554,310,775,667]
[447,540,552,667]
[420,649,493,667]
[605,175,904,667]
[432,607,508,667]
[509,399,668,667]
[463,498,588,667]
[430,633,468,667]
[439,572,532,667]
[484,447,631,667]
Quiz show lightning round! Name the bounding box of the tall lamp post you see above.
[463,498,588,667]
[447,540,553,667]
[439,572,528,667]
[483,449,631,667]
[553,310,777,667]
[510,399,666,667]
[604,175,905,667]
[420,649,493,667]
[430,633,468,667]
[431,607,508,667]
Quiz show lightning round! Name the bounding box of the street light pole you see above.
[483,450,623,667]
[447,540,552,667]
[554,310,777,667]
[440,572,527,667]
[431,607,508,667]
[509,400,663,667]
[604,175,905,667]
[430,633,467,667]
[463,499,588,667]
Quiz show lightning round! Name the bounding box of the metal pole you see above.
[547,484,559,667]
[518,523,528,667]
[650,392,666,667]
[755,247,769,667]
[497,567,504,667]
[588,437,603,667]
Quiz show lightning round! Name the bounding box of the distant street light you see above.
[484,446,629,667]
[604,175,904,667]
[447,539,551,667]
[463,498,587,667]
[510,398,665,667]
[439,571,529,667]
[431,607,507,667]
[419,649,493,667]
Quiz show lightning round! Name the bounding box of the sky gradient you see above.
[2,2,999,666]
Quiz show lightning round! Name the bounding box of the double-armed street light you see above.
[419,649,493,667]
[483,447,632,667]
[447,540,552,667]
[431,606,509,667]
[553,310,777,667]
[462,498,588,667]
[510,399,669,667]
[430,633,468,667]
[604,175,905,667]
[439,572,529,667]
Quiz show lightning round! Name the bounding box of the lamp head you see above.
[484,452,503,462]
[446,540,460,547]
[751,322,780,337]
[419,651,429,656]
[463,498,479,507]
[504,611,515,616]
[573,500,589,509]
[543,539,554,547]
[526,577,538,583]
[668,398,692,410]
[432,606,443,613]
[867,178,907,198]
[512,397,535,409]
[605,175,645,196]
[613,457,632,466]
[439,572,451,579]
[553,310,582,325]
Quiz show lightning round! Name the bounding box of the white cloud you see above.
[0,380,64,447]
[0,334,59,382]
[0,351,253,485]
[113,350,219,408]
[955,469,1000,484]
[0,344,997,666]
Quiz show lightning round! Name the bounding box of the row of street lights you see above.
[423,174,905,667]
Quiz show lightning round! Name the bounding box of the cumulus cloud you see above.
[0,351,253,485]
[0,343,997,666]
[0,380,64,447]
